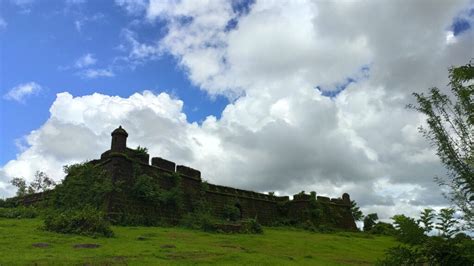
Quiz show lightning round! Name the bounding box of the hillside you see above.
[0,218,397,265]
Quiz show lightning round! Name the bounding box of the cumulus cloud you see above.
[2,0,474,221]
[3,82,42,103]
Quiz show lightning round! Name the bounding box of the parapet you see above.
[293,193,311,201]
[176,165,201,181]
[151,157,176,172]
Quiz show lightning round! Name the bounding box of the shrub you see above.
[0,207,38,219]
[392,214,426,245]
[44,207,114,237]
[223,203,241,222]
[363,213,378,231]
[369,222,396,236]
[241,218,263,234]
[50,163,113,210]
[376,245,422,266]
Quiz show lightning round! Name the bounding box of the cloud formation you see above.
[3,82,42,103]
[2,0,473,221]
[74,53,97,68]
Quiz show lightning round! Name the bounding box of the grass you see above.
[0,218,397,265]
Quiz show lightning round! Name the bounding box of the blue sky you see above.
[0,0,473,220]
[0,0,230,165]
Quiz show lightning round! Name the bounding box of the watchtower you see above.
[111,126,128,152]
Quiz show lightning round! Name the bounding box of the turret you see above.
[111,126,128,152]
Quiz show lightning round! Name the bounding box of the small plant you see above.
[44,206,114,237]
[135,146,148,154]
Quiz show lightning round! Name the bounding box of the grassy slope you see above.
[0,218,396,265]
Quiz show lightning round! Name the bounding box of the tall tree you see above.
[363,213,378,231]
[436,208,458,238]
[409,62,473,229]
[350,200,364,221]
[418,208,435,233]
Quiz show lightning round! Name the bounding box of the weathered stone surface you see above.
[151,157,176,172]
[176,165,201,181]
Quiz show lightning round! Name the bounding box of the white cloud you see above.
[79,68,114,79]
[73,13,105,33]
[0,17,7,30]
[115,0,148,15]
[3,82,42,103]
[74,53,97,68]
[2,0,474,221]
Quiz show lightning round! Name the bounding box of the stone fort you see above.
[23,126,357,230]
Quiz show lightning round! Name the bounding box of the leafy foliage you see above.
[379,208,472,265]
[135,146,148,155]
[409,62,473,228]
[44,206,114,237]
[50,163,113,210]
[369,222,396,236]
[418,208,435,233]
[350,200,364,221]
[391,214,426,245]
[363,213,378,231]
[436,208,459,238]
[241,218,263,234]
[222,202,241,222]
[10,171,56,197]
[0,207,38,219]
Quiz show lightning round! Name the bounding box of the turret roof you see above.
[111,125,128,136]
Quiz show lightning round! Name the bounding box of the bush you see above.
[241,218,263,234]
[392,214,426,245]
[369,222,396,236]
[0,207,38,219]
[44,207,114,237]
[50,163,113,210]
[223,203,241,222]
[376,245,422,265]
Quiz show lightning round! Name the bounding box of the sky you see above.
[0,0,473,222]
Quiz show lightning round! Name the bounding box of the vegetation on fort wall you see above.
[50,163,113,210]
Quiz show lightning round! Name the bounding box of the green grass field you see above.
[0,218,397,265]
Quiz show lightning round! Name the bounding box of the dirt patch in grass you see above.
[32,242,50,248]
[160,244,176,249]
[73,243,100,249]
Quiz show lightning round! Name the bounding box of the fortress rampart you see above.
[19,126,357,230]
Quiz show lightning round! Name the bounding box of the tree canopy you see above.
[410,61,473,228]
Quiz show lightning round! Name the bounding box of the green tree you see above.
[392,214,426,245]
[363,213,378,231]
[418,208,435,233]
[350,200,364,221]
[409,62,473,228]
[10,177,27,197]
[436,208,458,238]
[28,171,56,193]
